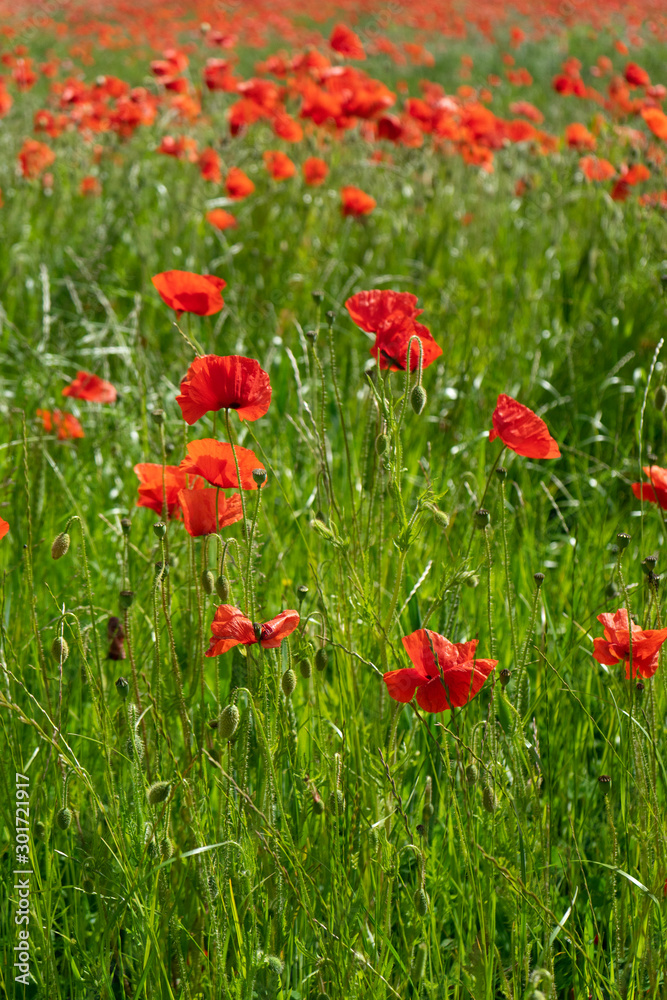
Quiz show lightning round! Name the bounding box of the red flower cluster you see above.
[62,370,117,403]
[206,604,300,656]
[345,289,442,372]
[593,609,667,679]
[37,409,85,440]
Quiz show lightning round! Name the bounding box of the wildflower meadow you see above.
[2,1,667,997]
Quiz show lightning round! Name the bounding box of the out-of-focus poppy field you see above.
[2,0,667,996]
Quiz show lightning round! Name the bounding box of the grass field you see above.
[2,2,667,998]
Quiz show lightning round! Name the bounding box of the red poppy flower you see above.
[263,150,296,180]
[178,488,243,537]
[18,139,55,179]
[565,123,596,150]
[593,609,667,679]
[225,166,255,199]
[37,408,85,440]
[624,62,650,88]
[330,23,366,61]
[80,176,101,196]
[62,371,117,403]
[579,156,615,181]
[176,355,271,424]
[345,289,442,372]
[302,157,329,186]
[205,604,300,656]
[134,463,203,518]
[0,518,8,540]
[199,147,222,183]
[180,439,266,490]
[341,185,376,216]
[206,209,237,231]
[151,271,226,316]
[272,113,303,142]
[642,108,667,141]
[383,628,497,712]
[489,394,560,459]
[632,466,667,508]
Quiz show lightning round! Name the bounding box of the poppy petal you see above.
[180,439,266,489]
[176,354,271,425]
[490,393,560,459]
[178,488,243,537]
[383,666,423,703]
[259,609,300,647]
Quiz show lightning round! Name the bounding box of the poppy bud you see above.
[34,820,46,840]
[82,874,95,894]
[215,575,230,601]
[266,956,284,977]
[616,533,630,550]
[315,647,329,672]
[281,668,297,697]
[533,572,545,586]
[482,785,499,813]
[495,467,507,481]
[598,774,611,793]
[500,668,511,688]
[375,432,389,455]
[412,942,427,979]
[432,508,449,529]
[119,590,134,610]
[465,763,478,784]
[153,522,166,540]
[147,781,171,805]
[201,569,215,595]
[654,385,667,412]
[464,573,479,589]
[311,289,324,304]
[115,676,129,698]
[51,636,69,663]
[219,704,240,740]
[411,384,427,415]
[296,584,309,603]
[56,807,72,830]
[151,409,165,425]
[305,329,317,343]
[252,468,267,486]
[328,789,345,813]
[120,517,132,536]
[413,888,430,916]
[299,657,312,679]
[51,532,70,560]
[474,508,490,530]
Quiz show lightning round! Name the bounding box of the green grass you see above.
[1,15,667,1000]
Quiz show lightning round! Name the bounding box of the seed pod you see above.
[119,590,134,610]
[616,533,630,550]
[219,704,240,741]
[299,657,312,679]
[412,942,428,979]
[422,803,434,824]
[153,522,166,540]
[151,409,165,425]
[311,791,325,815]
[413,888,430,916]
[51,532,70,560]
[215,575,230,601]
[411,384,427,415]
[82,875,95,894]
[252,468,267,486]
[533,572,545,586]
[282,668,297,698]
[120,517,132,536]
[311,289,324,304]
[598,774,611,794]
[496,467,507,481]
[465,763,478,785]
[115,676,129,699]
[56,807,72,830]
[499,668,511,688]
[482,785,499,813]
[642,555,658,576]
[296,584,309,602]
[474,508,490,530]
[147,781,171,806]
[201,569,215,595]
[51,636,69,663]
[315,647,329,673]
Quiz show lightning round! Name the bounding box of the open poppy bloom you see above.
[152,271,226,317]
[0,518,9,540]
[489,394,560,459]
[225,166,255,199]
[178,488,243,536]
[345,289,442,372]
[383,628,497,712]
[62,371,117,404]
[341,186,376,216]
[302,157,328,186]
[206,209,238,231]
[593,609,667,679]
[329,23,366,60]
[176,355,271,424]
[263,150,296,180]
[134,463,203,518]
[180,439,266,490]
[37,408,85,440]
[18,138,56,179]
[205,604,300,656]
[632,466,667,509]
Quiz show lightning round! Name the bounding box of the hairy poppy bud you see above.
[56,807,72,830]
[215,575,230,601]
[219,704,240,740]
[411,384,427,415]
[296,584,308,603]
[464,573,479,589]
[412,942,428,979]
[34,820,46,840]
[474,508,490,530]
[616,533,630,550]
[201,569,215,595]
[533,572,545,586]
[432,508,449,529]
[299,657,312,679]
[413,888,429,916]
[153,522,166,540]
[482,785,499,813]
[465,763,478,785]
[282,668,297,698]
[51,532,70,560]
[252,468,267,486]
[120,517,132,536]
[147,781,170,805]
[119,589,134,610]
[598,774,611,793]
[115,676,129,698]
[654,385,667,412]
[375,432,389,455]
[315,647,329,672]
[311,289,324,304]
[151,409,165,425]
[266,956,284,977]
[496,467,507,481]
[51,636,69,663]
[310,518,335,541]
[500,668,511,688]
